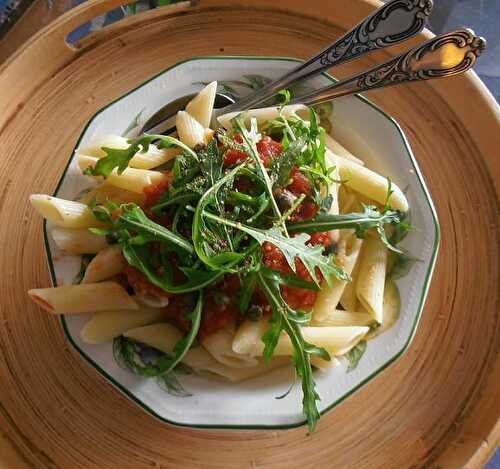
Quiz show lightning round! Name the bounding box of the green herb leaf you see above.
[268,137,306,188]
[257,271,328,433]
[287,206,401,238]
[117,204,194,254]
[201,212,349,286]
[113,292,202,377]
[121,243,223,293]
[84,135,197,178]
[345,340,367,372]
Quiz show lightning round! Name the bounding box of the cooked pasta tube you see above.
[78,135,180,170]
[30,195,103,229]
[79,155,165,193]
[28,282,137,314]
[313,230,363,321]
[324,133,365,166]
[233,319,369,357]
[310,309,374,327]
[201,324,259,368]
[186,81,217,128]
[217,104,309,129]
[51,227,107,254]
[366,280,401,340]
[82,245,127,284]
[81,307,164,344]
[124,323,289,382]
[356,237,388,324]
[78,183,145,206]
[337,157,408,212]
[339,257,361,311]
[176,111,209,148]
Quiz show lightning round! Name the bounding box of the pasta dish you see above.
[28,82,412,431]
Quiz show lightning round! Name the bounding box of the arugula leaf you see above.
[233,115,288,235]
[268,137,306,188]
[192,163,245,270]
[117,204,194,254]
[260,266,320,291]
[345,340,367,372]
[287,206,402,237]
[201,211,349,286]
[84,135,197,178]
[239,272,257,313]
[256,271,328,433]
[113,292,202,377]
[200,138,223,188]
[122,244,224,293]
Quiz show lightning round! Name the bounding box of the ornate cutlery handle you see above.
[292,29,486,106]
[219,0,433,115]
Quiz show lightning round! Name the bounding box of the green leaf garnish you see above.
[345,340,367,372]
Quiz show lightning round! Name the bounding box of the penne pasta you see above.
[366,280,401,340]
[186,81,217,128]
[310,309,374,327]
[78,135,180,170]
[81,307,164,344]
[30,195,103,229]
[217,104,309,129]
[201,324,259,368]
[337,157,409,212]
[28,282,137,314]
[233,319,369,357]
[324,133,365,166]
[82,245,127,284]
[356,237,388,324]
[125,323,288,382]
[176,111,209,148]
[339,256,361,311]
[313,230,363,321]
[79,155,165,193]
[51,227,107,254]
[77,183,145,206]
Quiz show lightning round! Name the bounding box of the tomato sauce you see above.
[224,134,283,167]
[124,265,170,300]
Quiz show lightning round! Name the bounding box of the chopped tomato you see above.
[289,200,318,222]
[309,232,333,249]
[224,134,247,165]
[256,136,283,167]
[262,242,318,309]
[142,172,173,209]
[124,265,170,300]
[281,286,317,309]
[288,167,312,195]
[224,134,282,167]
[162,294,193,332]
[199,274,241,339]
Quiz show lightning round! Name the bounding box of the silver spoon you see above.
[288,29,486,106]
[141,0,433,134]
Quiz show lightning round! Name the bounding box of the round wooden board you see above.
[0,0,498,467]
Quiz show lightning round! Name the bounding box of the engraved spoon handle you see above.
[290,29,486,106]
[218,0,433,115]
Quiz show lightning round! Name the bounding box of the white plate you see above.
[44,56,440,430]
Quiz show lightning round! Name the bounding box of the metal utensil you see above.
[288,29,486,106]
[141,0,433,134]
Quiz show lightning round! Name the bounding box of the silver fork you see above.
[141,0,434,134]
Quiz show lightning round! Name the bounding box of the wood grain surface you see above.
[0,0,498,467]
